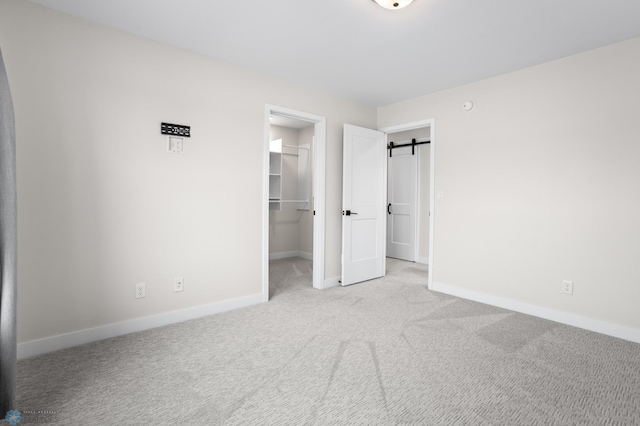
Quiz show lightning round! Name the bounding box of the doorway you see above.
[385,126,431,265]
[340,119,435,289]
[263,105,326,301]
[381,119,435,288]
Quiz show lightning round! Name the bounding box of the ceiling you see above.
[270,115,314,130]
[29,0,640,107]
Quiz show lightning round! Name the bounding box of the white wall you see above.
[0,0,376,344]
[379,37,640,331]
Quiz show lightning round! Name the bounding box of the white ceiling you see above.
[270,115,315,130]
[29,0,640,107]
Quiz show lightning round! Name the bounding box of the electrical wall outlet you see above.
[562,280,573,295]
[174,277,184,292]
[135,283,145,299]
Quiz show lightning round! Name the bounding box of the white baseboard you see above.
[17,293,264,360]
[269,251,298,260]
[430,282,640,344]
[298,251,313,260]
[269,251,313,260]
[417,257,429,265]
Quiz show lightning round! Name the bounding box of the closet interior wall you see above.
[269,124,313,259]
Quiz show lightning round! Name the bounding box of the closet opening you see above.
[269,116,314,298]
[262,105,326,302]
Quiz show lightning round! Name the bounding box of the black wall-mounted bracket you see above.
[161,122,191,137]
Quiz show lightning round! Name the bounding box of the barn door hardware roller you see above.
[387,138,430,157]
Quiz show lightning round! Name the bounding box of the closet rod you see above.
[269,199,310,203]
[283,144,310,151]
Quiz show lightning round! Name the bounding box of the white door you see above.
[341,124,387,286]
[386,145,417,261]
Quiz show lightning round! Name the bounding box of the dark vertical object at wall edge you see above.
[0,46,17,414]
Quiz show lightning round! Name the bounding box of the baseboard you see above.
[269,251,298,260]
[17,293,264,360]
[417,257,429,265]
[430,282,640,344]
[297,251,313,260]
[269,251,313,260]
[323,277,340,289]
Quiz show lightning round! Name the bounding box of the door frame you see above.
[263,104,327,301]
[379,119,435,288]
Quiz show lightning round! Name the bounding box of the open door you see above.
[341,124,387,286]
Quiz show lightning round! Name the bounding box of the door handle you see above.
[345,210,358,216]
[387,203,392,215]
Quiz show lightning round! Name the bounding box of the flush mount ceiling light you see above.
[372,0,414,9]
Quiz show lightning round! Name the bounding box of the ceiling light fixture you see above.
[372,0,414,10]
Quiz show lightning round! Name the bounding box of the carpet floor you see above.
[16,258,640,425]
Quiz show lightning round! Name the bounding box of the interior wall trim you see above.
[269,251,300,260]
[431,281,640,344]
[269,251,313,260]
[17,293,264,360]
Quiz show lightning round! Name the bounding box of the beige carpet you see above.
[16,258,640,425]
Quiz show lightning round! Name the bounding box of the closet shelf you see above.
[269,139,283,210]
